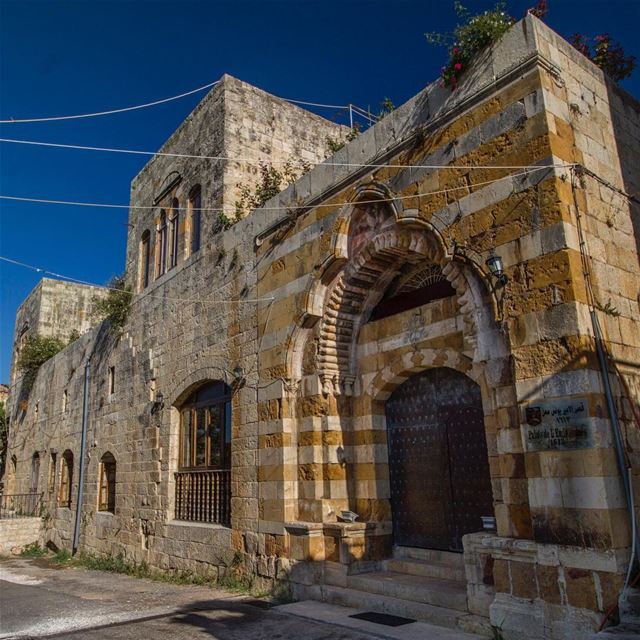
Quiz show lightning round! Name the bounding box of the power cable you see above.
[0,81,220,124]
[0,256,274,306]
[0,137,574,173]
[0,165,569,214]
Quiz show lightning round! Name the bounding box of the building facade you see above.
[5,17,640,640]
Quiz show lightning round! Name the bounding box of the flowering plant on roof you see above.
[569,33,635,82]
[426,2,515,90]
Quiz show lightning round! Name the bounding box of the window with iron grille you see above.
[175,382,231,525]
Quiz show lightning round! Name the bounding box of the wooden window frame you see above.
[58,451,73,508]
[156,211,168,278]
[189,187,202,255]
[168,199,179,270]
[98,454,116,513]
[48,452,57,494]
[178,384,231,471]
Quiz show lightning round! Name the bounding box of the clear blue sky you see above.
[1,0,638,382]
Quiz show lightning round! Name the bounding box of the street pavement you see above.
[0,558,481,640]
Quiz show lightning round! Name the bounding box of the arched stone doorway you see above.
[385,367,493,552]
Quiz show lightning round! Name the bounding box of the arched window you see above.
[175,381,231,525]
[58,450,73,508]
[189,186,202,255]
[156,211,167,278]
[140,230,151,290]
[369,263,456,322]
[179,382,231,469]
[30,452,40,494]
[98,452,116,513]
[168,199,179,270]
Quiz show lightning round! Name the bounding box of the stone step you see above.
[320,584,492,637]
[393,546,465,568]
[384,557,467,583]
[347,571,469,612]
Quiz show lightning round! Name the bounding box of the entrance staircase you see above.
[320,547,493,637]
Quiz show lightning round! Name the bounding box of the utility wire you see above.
[0,137,574,173]
[0,256,274,306]
[0,79,369,124]
[0,81,220,124]
[0,165,567,214]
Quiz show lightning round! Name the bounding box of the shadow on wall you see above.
[606,81,640,263]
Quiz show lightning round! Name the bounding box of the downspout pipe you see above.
[591,309,640,564]
[72,355,91,554]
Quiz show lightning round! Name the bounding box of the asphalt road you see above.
[0,558,371,640]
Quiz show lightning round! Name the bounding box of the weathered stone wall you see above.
[9,279,106,385]
[0,517,41,555]
[6,75,344,581]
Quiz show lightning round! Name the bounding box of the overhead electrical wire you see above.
[0,79,366,124]
[0,81,220,124]
[0,256,274,306]
[0,137,573,173]
[0,165,568,215]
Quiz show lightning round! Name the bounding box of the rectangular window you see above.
[58,454,73,508]
[48,453,57,494]
[168,214,179,269]
[108,366,115,395]
[140,232,151,289]
[190,190,201,254]
[98,456,116,513]
[62,390,68,413]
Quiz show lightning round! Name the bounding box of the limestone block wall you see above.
[0,517,42,555]
[250,14,639,639]
[533,19,640,539]
[9,279,106,385]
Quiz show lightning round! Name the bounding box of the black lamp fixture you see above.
[485,251,508,289]
[232,365,245,389]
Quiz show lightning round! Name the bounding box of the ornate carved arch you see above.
[287,186,505,396]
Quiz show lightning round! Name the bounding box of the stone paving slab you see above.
[275,600,485,640]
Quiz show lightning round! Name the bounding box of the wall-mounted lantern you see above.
[485,251,508,289]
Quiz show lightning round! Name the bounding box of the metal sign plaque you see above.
[524,396,594,452]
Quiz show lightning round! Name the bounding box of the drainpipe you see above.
[72,356,91,554]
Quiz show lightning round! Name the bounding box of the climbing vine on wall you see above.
[234,159,311,219]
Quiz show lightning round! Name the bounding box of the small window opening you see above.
[58,450,73,508]
[189,187,202,255]
[62,390,68,413]
[98,452,116,513]
[168,199,179,270]
[48,452,57,494]
[156,211,167,278]
[108,366,115,395]
[140,230,151,290]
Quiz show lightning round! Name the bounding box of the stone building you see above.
[4,16,640,640]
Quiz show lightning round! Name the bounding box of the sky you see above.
[1,0,639,382]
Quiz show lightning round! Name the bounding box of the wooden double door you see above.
[385,367,494,551]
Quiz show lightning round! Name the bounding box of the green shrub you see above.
[16,334,66,390]
[19,542,47,558]
[92,275,131,335]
